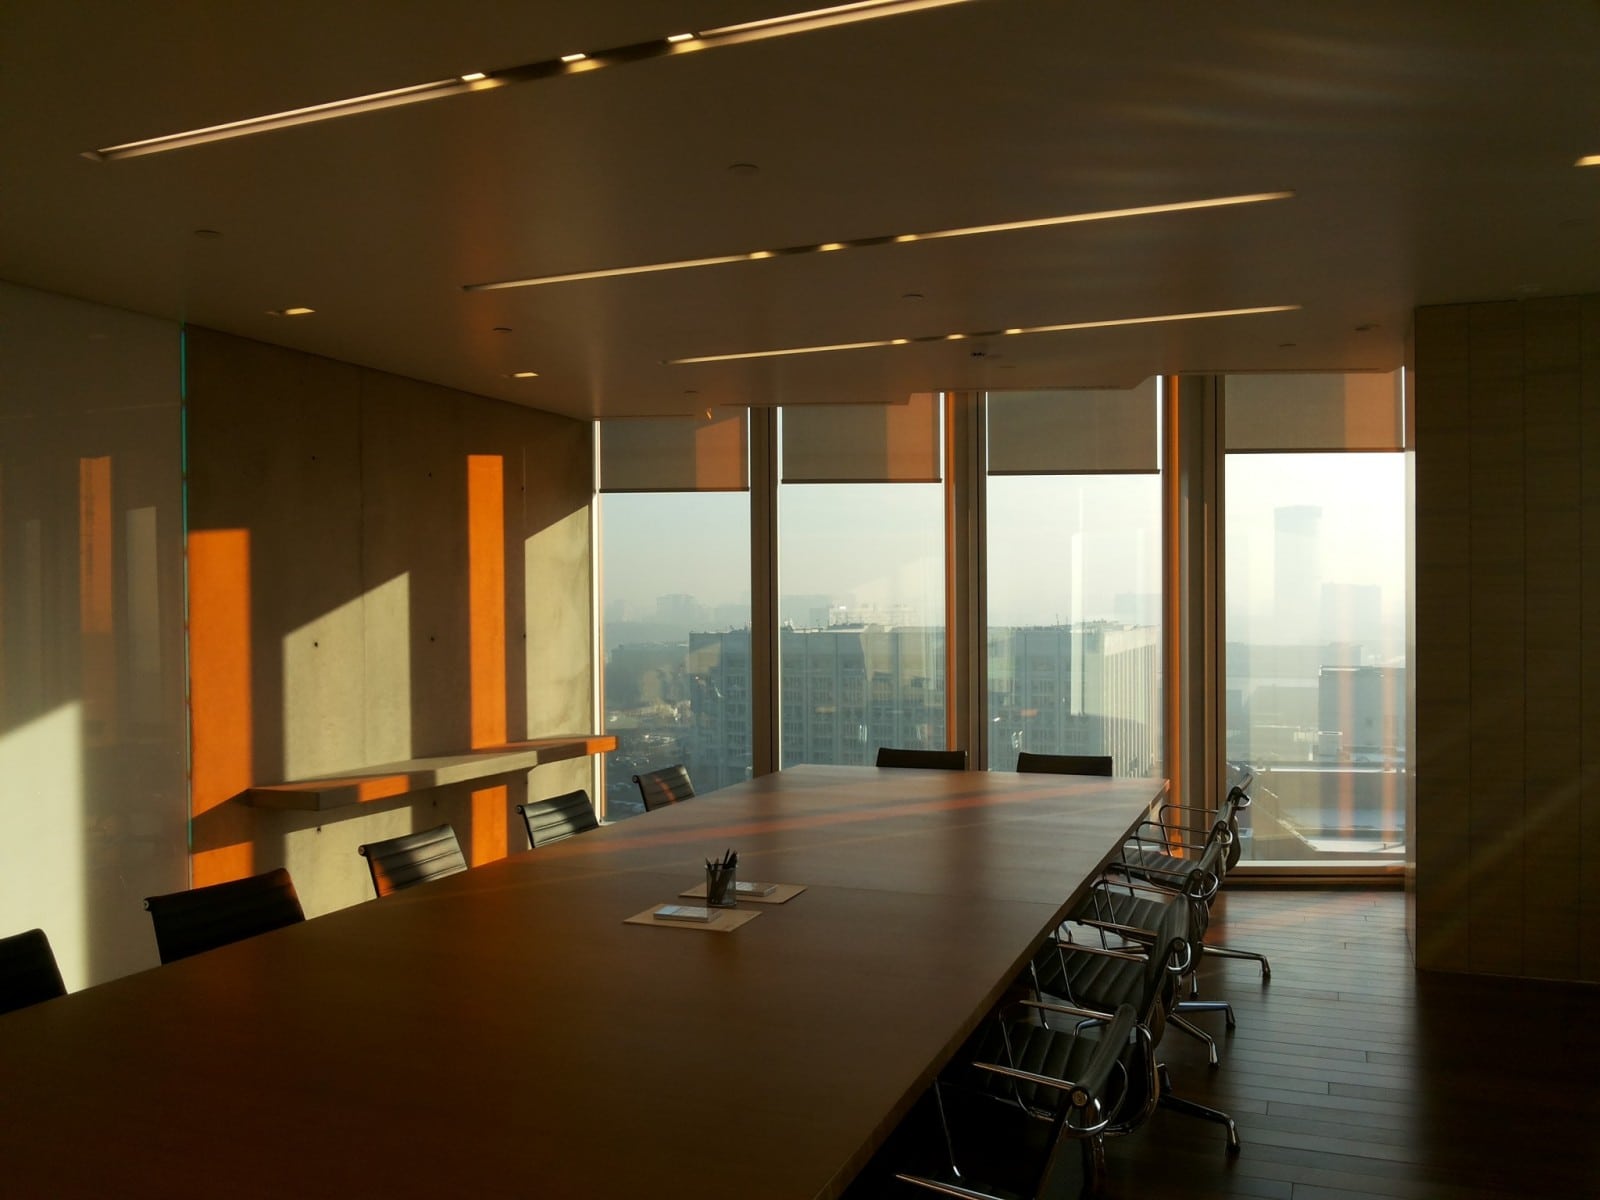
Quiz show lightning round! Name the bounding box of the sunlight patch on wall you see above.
[0,703,86,988]
[361,572,413,765]
[79,457,117,744]
[468,456,509,864]
[188,529,253,885]
[282,589,366,779]
[468,456,507,750]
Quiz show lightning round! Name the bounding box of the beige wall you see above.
[1413,293,1600,981]
[185,328,594,918]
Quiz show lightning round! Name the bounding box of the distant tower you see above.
[1273,505,1321,641]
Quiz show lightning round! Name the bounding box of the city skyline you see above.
[603,453,1406,649]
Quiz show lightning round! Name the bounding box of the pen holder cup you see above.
[705,864,737,908]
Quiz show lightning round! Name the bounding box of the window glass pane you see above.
[600,492,751,819]
[1224,452,1407,862]
[985,474,1163,775]
[777,408,946,764]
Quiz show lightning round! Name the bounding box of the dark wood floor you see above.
[854,889,1600,1199]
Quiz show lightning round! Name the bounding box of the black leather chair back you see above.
[518,789,599,848]
[633,765,695,811]
[358,823,468,897]
[0,928,67,1015]
[875,747,968,770]
[1015,751,1113,777]
[144,868,305,965]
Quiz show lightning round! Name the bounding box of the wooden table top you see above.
[0,765,1162,1198]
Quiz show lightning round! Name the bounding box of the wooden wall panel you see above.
[1412,304,1473,970]
[1464,304,1525,976]
[1415,293,1600,981]
[1520,298,1584,979]
[1582,296,1600,983]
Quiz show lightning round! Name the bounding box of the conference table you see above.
[0,765,1163,1198]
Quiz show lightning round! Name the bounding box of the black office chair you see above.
[0,928,67,1015]
[1016,751,1114,777]
[896,1003,1142,1200]
[1115,773,1272,982]
[518,789,599,848]
[1074,831,1236,1066]
[1033,888,1240,1153]
[875,747,968,771]
[144,868,306,965]
[633,764,695,811]
[358,823,469,897]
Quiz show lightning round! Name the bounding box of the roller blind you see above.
[1225,371,1405,451]
[781,393,941,483]
[986,380,1159,475]
[597,410,748,492]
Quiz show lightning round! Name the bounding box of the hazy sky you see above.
[601,454,1407,638]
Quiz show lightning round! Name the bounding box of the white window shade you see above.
[1225,371,1405,452]
[986,381,1159,475]
[598,410,748,492]
[781,393,941,483]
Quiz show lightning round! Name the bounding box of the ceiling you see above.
[4,0,1598,420]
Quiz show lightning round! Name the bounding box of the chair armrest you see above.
[1047,938,1149,964]
[1015,998,1115,1022]
[1105,858,1192,888]
[893,1174,1005,1200]
[1075,916,1159,944]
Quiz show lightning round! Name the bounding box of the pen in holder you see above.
[705,850,738,908]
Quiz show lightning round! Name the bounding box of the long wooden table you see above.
[0,765,1161,1198]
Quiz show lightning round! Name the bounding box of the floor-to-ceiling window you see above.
[985,382,1164,775]
[776,396,947,766]
[593,375,1411,874]
[1223,371,1408,863]
[597,414,750,819]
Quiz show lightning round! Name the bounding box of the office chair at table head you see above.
[1015,751,1113,777]
[875,747,968,771]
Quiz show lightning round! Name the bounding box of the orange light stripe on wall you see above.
[0,464,7,710]
[79,457,117,740]
[188,529,254,885]
[467,455,508,864]
[1161,377,1185,844]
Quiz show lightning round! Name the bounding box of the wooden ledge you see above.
[235,735,617,812]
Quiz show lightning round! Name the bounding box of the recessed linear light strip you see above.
[86,0,972,161]
[463,192,1295,292]
[1579,154,1600,167]
[667,305,1302,365]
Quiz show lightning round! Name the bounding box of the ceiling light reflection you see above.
[464,192,1293,292]
[89,1,974,160]
[668,305,1300,364]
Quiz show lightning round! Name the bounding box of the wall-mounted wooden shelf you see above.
[234,735,617,812]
